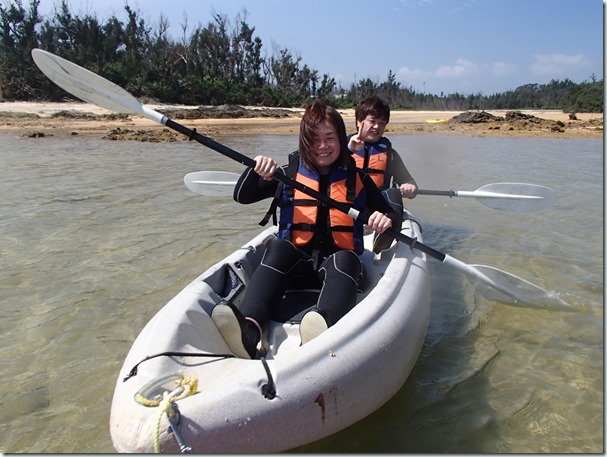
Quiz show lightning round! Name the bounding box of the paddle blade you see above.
[468,264,575,311]
[31,48,166,125]
[474,183,556,213]
[441,255,574,311]
[184,171,239,197]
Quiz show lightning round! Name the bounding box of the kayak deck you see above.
[110,211,430,453]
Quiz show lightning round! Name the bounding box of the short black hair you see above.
[355,95,390,123]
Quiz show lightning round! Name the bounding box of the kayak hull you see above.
[109,212,430,453]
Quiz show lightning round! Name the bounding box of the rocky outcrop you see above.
[449,111,502,123]
[102,127,181,142]
[162,104,296,120]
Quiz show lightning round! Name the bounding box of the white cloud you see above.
[530,53,592,75]
[395,58,521,94]
[396,66,426,79]
[435,59,480,78]
[491,61,517,76]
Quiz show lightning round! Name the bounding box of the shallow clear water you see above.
[0,132,602,453]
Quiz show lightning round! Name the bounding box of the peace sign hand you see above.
[348,119,368,152]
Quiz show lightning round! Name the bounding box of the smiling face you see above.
[354,95,391,143]
[310,120,342,173]
[357,114,388,143]
[298,101,348,173]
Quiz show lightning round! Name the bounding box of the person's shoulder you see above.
[380,136,403,158]
[379,136,393,147]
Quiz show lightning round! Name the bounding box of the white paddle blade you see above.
[469,264,574,311]
[473,183,556,213]
[184,171,239,197]
[31,49,165,123]
[442,255,574,311]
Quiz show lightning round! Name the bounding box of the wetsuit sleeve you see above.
[390,148,417,186]
[361,172,394,215]
[359,171,401,232]
[233,165,284,204]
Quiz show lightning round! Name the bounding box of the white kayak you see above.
[109,211,431,453]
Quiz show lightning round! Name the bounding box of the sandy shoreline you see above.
[0,101,602,139]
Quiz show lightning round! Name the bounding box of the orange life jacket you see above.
[351,138,392,189]
[274,153,366,254]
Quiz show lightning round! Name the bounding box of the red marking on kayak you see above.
[315,393,326,424]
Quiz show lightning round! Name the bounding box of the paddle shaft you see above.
[417,189,457,197]
[417,189,543,200]
[166,119,446,262]
[184,171,554,213]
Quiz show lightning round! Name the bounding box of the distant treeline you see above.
[1,0,603,112]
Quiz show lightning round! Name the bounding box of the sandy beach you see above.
[0,101,602,140]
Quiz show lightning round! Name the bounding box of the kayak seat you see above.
[270,260,374,324]
[272,289,320,323]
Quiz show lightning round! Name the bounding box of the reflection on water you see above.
[0,133,602,453]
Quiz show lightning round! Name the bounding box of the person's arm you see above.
[233,156,282,204]
[390,149,418,198]
[361,172,395,234]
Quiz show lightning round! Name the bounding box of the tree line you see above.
[0,0,603,112]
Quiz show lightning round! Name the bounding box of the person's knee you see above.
[260,238,300,273]
[383,187,404,211]
[331,250,362,278]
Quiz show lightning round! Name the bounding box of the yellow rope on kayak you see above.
[132,373,198,453]
[134,373,198,406]
[154,389,180,453]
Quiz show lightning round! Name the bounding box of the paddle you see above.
[184,171,556,213]
[31,48,573,311]
[417,183,555,213]
[184,171,240,197]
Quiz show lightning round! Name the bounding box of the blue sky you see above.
[36,0,603,96]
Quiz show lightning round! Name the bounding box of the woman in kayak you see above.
[211,100,397,359]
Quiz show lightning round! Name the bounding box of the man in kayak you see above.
[348,95,418,252]
[211,100,397,359]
